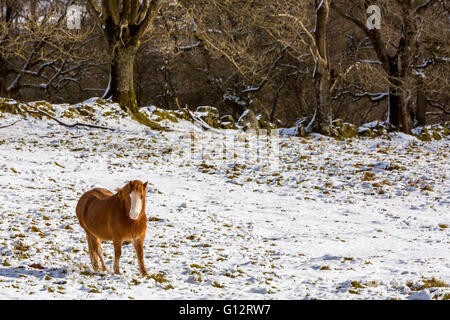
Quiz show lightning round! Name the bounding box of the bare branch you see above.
[0,119,21,129]
[27,107,116,131]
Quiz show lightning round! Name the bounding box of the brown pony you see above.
[76,180,149,275]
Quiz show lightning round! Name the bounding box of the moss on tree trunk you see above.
[105,43,139,113]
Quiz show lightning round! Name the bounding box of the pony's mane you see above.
[115,181,130,194]
[115,180,147,194]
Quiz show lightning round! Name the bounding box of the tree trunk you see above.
[415,75,426,126]
[388,84,401,129]
[400,96,412,133]
[388,77,413,133]
[314,0,333,136]
[0,59,8,98]
[316,73,333,135]
[104,42,140,115]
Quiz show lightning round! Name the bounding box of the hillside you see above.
[0,98,449,299]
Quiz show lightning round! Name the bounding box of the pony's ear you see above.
[143,181,148,190]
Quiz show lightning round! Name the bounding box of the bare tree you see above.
[332,0,448,132]
[87,0,163,115]
[1,0,106,102]
[0,0,26,96]
[180,0,339,134]
[277,0,336,135]
[178,1,288,120]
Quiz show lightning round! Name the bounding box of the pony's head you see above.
[117,180,148,220]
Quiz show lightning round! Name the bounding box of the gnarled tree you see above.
[278,0,335,135]
[332,0,446,133]
[88,0,163,115]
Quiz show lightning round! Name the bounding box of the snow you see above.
[179,41,201,51]
[237,109,250,124]
[363,120,381,129]
[358,127,371,133]
[0,99,449,300]
[358,59,382,65]
[278,127,298,136]
[223,94,247,106]
[305,107,317,132]
[406,290,432,300]
[102,71,112,100]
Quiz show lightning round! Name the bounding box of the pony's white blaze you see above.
[129,191,142,220]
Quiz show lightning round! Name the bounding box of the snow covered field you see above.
[0,99,449,299]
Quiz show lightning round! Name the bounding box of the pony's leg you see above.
[132,237,148,276]
[86,234,100,271]
[113,239,123,275]
[92,238,109,272]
